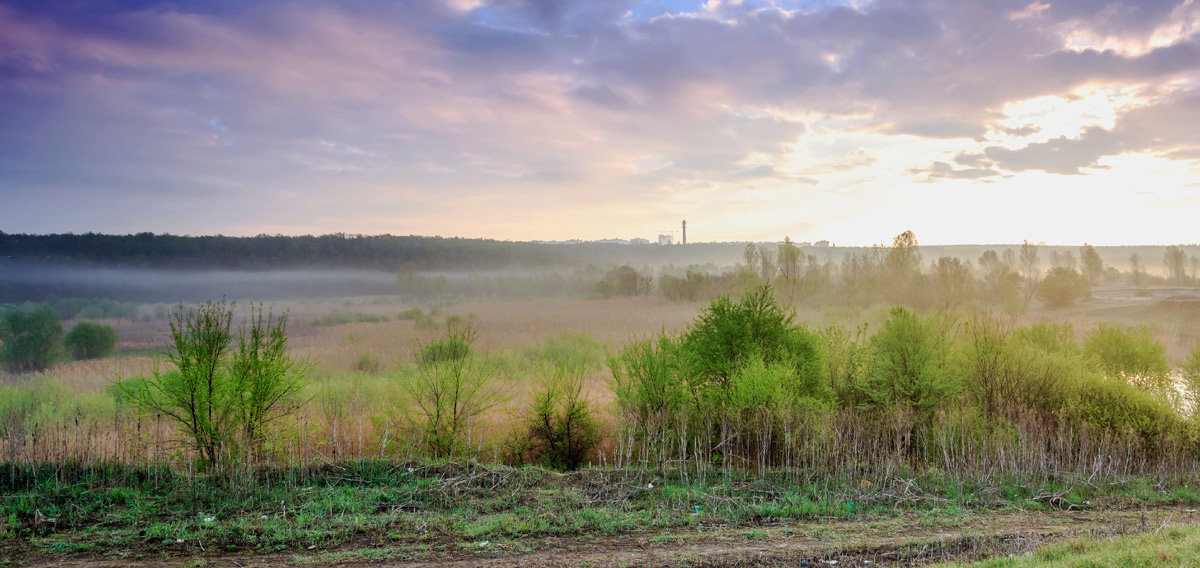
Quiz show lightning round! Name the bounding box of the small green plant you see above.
[63,321,119,360]
[0,306,63,373]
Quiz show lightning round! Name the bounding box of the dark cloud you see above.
[984,127,1122,174]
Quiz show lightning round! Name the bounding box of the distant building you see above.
[814,240,830,247]
[630,238,650,245]
[658,234,673,246]
[797,241,812,247]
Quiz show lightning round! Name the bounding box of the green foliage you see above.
[1013,322,1079,356]
[1181,343,1200,418]
[1083,324,1171,397]
[853,307,960,419]
[416,317,473,365]
[681,285,827,402]
[1066,376,1179,444]
[514,364,602,471]
[63,321,118,360]
[400,317,505,458]
[120,300,309,468]
[608,333,688,421]
[966,317,1077,419]
[229,306,310,458]
[1035,267,1089,307]
[0,306,64,373]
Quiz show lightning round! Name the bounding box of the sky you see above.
[1,0,1199,246]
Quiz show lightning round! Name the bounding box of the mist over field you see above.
[0,263,399,303]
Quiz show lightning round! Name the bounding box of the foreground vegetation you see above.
[3,459,1198,564]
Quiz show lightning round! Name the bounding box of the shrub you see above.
[515,363,602,471]
[0,306,63,373]
[608,333,687,422]
[400,317,505,458]
[120,301,309,468]
[681,285,828,402]
[1083,324,1170,398]
[63,321,118,360]
[853,307,960,420]
[1036,267,1090,307]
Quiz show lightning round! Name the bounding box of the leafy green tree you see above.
[63,321,118,360]
[0,306,63,373]
[1036,267,1090,307]
[854,307,960,420]
[680,286,827,403]
[123,300,235,467]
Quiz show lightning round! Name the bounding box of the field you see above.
[5,287,1200,566]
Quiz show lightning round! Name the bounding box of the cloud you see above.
[1,0,1198,242]
[910,161,1001,182]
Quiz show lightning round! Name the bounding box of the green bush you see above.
[852,307,960,420]
[63,321,118,360]
[120,301,309,468]
[681,285,828,403]
[0,306,63,373]
[608,333,688,421]
[1083,324,1170,398]
[515,364,602,471]
[401,316,505,458]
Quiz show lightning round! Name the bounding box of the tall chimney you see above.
[682,220,687,245]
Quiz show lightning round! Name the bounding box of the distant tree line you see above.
[392,234,1197,310]
[0,231,756,271]
[0,231,573,270]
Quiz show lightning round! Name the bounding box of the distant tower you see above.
[681,220,687,245]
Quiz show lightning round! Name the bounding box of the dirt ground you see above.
[15,505,1200,568]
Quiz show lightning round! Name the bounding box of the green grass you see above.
[936,526,1200,567]
[3,460,1199,560]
